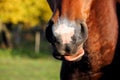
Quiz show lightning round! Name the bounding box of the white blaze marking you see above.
[53,18,75,44]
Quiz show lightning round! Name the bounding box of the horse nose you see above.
[53,23,75,44]
[53,21,88,45]
[46,19,88,56]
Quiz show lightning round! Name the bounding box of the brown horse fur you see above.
[46,0,120,80]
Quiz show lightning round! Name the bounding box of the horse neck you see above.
[60,59,102,80]
[85,0,118,71]
[60,0,118,80]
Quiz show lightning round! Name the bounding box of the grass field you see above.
[0,49,61,80]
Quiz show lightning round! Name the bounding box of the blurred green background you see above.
[0,0,61,80]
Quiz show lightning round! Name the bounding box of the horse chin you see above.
[64,47,85,61]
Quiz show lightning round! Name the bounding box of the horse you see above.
[45,0,120,80]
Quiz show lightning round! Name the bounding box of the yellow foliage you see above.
[0,0,52,27]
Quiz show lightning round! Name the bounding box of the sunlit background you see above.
[0,0,61,80]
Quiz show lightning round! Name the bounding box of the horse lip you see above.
[52,42,85,61]
[64,47,85,61]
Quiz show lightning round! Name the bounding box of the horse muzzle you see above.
[45,18,88,61]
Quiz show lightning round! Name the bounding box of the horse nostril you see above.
[45,20,56,43]
[80,22,88,40]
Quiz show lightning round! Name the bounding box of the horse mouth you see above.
[64,47,84,61]
[53,44,85,61]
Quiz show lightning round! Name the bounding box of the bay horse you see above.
[45,0,120,80]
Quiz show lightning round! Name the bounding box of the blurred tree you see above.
[0,0,52,49]
[0,0,52,28]
[0,21,12,48]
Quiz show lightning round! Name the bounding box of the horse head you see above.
[46,0,93,61]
